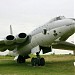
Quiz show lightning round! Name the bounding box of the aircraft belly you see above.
[18,43,33,55]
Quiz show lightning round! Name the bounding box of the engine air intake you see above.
[18,33,26,38]
[6,35,14,40]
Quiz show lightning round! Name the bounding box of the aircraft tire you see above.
[40,58,45,66]
[17,55,25,63]
[31,58,37,66]
[31,57,45,66]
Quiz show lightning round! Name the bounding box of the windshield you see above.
[49,16,65,23]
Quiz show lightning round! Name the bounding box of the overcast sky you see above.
[0,0,74,43]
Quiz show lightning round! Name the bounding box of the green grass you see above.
[0,55,75,75]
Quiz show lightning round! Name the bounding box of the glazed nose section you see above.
[70,18,75,32]
[72,19,75,32]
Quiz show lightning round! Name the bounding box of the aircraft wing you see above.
[0,34,31,51]
[0,40,16,51]
[52,41,75,50]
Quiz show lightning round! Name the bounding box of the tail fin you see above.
[10,25,13,35]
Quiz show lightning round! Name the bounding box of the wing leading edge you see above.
[52,41,75,50]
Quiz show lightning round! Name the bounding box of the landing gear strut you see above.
[31,52,45,66]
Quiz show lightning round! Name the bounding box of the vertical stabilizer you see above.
[10,25,13,35]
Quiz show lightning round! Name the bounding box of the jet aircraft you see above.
[0,16,75,66]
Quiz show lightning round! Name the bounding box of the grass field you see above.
[0,55,75,75]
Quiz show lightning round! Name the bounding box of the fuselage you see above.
[17,18,75,55]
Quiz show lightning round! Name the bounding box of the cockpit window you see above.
[49,16,65,23]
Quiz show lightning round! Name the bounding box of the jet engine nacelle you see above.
[16,33,27,43]
[4,35,15,45]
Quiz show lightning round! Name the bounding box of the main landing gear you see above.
[31,52,45,66]
[17,53,45,66]
[17,55,30,63]
[17,55,25,63]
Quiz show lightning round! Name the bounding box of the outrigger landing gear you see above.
[31,52,45,66]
